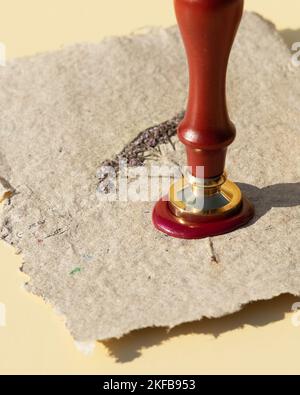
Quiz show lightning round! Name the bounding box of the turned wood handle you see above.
[174,0,244,178]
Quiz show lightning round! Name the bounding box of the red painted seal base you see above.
[152,197,254,239]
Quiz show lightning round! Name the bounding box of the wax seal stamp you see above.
[153,0,254,239]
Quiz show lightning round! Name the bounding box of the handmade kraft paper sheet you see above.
[0,12,299,341]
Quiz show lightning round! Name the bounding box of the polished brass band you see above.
[185,171,227,189]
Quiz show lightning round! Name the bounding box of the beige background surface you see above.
[0,0,300,374]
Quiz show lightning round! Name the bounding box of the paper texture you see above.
[0,12,299,341]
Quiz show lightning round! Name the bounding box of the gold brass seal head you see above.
[168,172,243,223]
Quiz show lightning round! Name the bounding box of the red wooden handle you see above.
[174,0,244,178]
